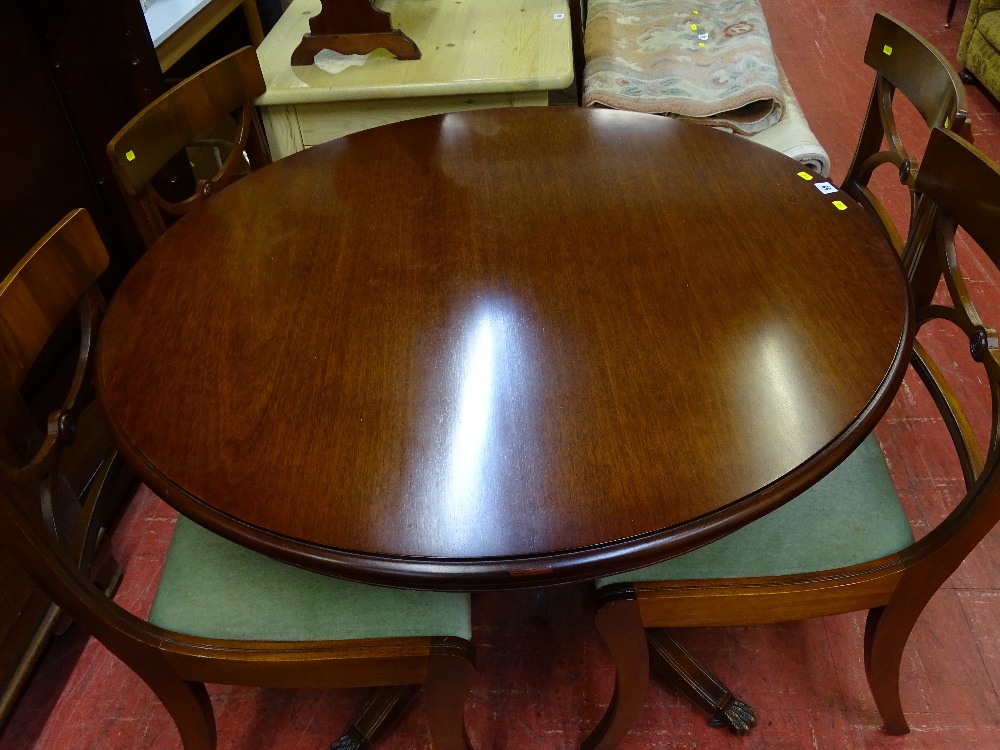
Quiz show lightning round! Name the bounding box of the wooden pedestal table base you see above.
[333,629,757,748]
[646,629,756,735]
[291,0,420,64]
[331,685,420,750]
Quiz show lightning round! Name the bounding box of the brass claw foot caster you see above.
[330,684,420,750]
[331,733,365,750]
[709,697,756,736]
[646,628,758,737]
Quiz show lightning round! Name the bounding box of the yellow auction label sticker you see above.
[126,150,136,162]
[833,200,847,210]
[691,23,698,29]
[883,44,892,55]
[797,171,813,180]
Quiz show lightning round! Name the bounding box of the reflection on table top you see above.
[95,107,912,590]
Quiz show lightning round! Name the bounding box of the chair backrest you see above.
[841,13,970,259]
[0,209,165,666]
[0,209,110,550]
[107,46,271,248]
[896,127,1000,595]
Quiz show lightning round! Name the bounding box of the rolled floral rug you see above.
[583,0,785,135]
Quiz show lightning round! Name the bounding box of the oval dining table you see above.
[95,107,913,595]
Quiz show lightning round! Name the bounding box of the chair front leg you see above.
[581,597,649,750]
[424,640,477,750]
[144,670,216,750]
[864,604,910,735]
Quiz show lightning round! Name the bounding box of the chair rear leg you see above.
[864,605,910,735]
[580,598,649,750]
[424,641,476,750]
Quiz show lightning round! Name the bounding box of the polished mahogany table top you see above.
[95,107,913,590]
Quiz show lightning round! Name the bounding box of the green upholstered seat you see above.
[149,515,471,642]
[599,434,914,587]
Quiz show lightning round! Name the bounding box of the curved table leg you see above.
[646,628,756,736]
[331,684,420,750]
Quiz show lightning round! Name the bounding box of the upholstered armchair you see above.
[958,0,1000,98]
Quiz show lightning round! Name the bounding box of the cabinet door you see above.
[0,1,105,277]
[22,0,167,289]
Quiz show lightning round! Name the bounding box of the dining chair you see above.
[581,126,1000,749]
[840,12,970,272]
[0,208,130,722]
[107,46,271,249]
[0,209,476,750]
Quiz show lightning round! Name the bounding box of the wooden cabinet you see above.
[0,2,108,277]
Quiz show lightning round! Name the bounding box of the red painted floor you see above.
[4,0,1000,747]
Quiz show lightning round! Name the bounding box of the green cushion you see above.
[149,515,471,642]
[977,11,1000,52]
[598,434,915,587]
